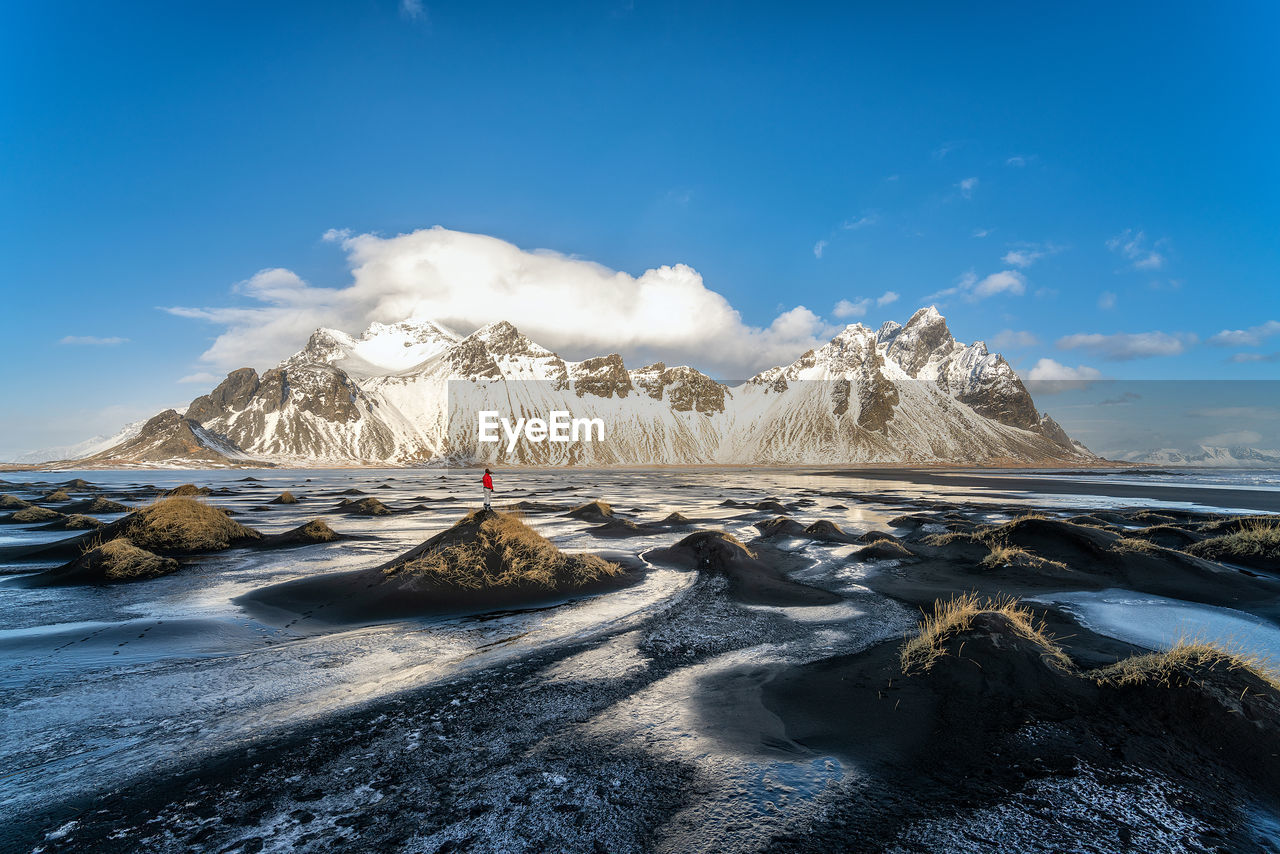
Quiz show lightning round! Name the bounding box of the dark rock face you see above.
[572,355,633,399]
[1036,413,1077,449]
[953,359,1041,431]
[478,321,536,356]
[186,368,261,424]
[633,363,727,414]
[446,338,503,380]
[79,410,255,466]
[887,308,955,378]
[856,353,899,432]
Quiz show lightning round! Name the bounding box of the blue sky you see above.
[2,1,1278,458]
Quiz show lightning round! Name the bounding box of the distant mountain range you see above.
[41,307,1094,468]
[1116,446,1280,468]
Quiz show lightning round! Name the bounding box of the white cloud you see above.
[813,239,827,259]
[972,228,992,238]
[1198,429,1263,447]
[1057,330,1196,360]
[166,226,843,378]
[1001,242,1062,269]
[832,298,869,319]
[1188,406,1280,419]
[1022,358,1102,393]
[832,291,897,319]
[178,372,220,384]
[1106,229,1166,271]
[990,329,1039,349]
[1005,156,1027,167]
[841,213,879,230]
[1001,249,1040,268]
[59,335,128,346]
[957,177,979,198]
[927,269,1027,303]
[972,270,1026,297]
[1097,291,1116,310]
[1230,351,1280,363]
[400,0,427,20]
[1208,320,1280,347]
[933,141,960,159]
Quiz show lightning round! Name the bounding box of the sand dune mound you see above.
[852,539,914,561]
[261,519,345,548]
[0,494,32,510]
[764,595,1280,788]
[240,510,632,623]
[38,514,104,531]
[4,506,63,524]
[661,512,692,524]
[804,520,857,542]
[754,517,807,538]
[41,489,71,502]
[566,500,615,523]
[387,510,621,591]
[981,516,1116,566]
[62,496,131,514]
[163,484,213,497]
[647,530,841,606]
[110,497,262,553]
[40,538,180,585]
[335,497,392,516]
[268,490,299,505]
[1186,518,1280,572]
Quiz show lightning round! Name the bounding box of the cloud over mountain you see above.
[165,227,841,378]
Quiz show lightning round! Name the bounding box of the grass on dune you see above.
[1187,518,1280,565]
[900,594,1280,695]
[392,509,622,591]
[898,592,1071,675]
[979,539,1068,571]
[1095,638,1280,692]
[89,538,180,581]
[119,497,260,552]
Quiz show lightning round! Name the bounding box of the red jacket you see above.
[482,472,493,490]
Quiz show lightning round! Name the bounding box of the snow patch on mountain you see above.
[1117,446,1280,468]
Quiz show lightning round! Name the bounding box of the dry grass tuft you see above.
[979,539,1068,571]
[296,519,340,542]
[90,538,180,581]
[276,490,298,504]
[1095,639,1280,692]
[62,514,104,530]
[923,530,974,547]
[122,497,260,552]
[899,592,1071,675]
[392,510,622,591]
[164,483,211,497]
[1112,537,1163,554]
[42,489,71,502]
[0,494,32,510]
[12,506,62,523]
[1187,518,1280,565]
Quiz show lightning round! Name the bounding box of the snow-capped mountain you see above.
[64,307,1094,467]
[1117,446,1280,468]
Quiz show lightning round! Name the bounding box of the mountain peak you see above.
[467,321,554,358]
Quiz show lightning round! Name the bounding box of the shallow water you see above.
[1031,589,1280,664]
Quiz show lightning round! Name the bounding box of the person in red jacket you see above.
[482,468,494,509]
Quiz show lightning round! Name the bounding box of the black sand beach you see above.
[1,467,1278,853]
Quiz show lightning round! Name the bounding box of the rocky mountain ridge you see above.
[53,307,1093,467]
